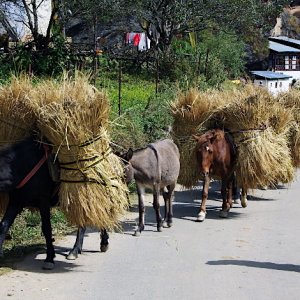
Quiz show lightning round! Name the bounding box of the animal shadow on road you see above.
[0,244,82,274]
[206,259,300,273]
[172,180,274,222]
[121,202,162,235]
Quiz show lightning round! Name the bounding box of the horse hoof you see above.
[66,252,78,260]
[157,226,163,232]
[167,222,173,228]
[219,210,228,218]
[42,261,54,270]
[241,198,248,208]
[162,221,168,228]
[196,211,206,222]
[100,244,109,252]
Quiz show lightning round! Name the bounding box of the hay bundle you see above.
[171,85,295,189]
[221,88,294,189]
[0,75,36,144]
[36,77,129,230]
[170,88,230,187]
[278,90,300,167]
[0,76,36,214]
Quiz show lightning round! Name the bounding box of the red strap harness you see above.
[16,144,50,189]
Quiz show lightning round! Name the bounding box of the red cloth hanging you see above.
[133,33,141,46]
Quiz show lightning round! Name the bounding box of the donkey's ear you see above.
[126,148,134,161]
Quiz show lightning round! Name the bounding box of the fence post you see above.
[118,60,122,116]
[155,56,159,96]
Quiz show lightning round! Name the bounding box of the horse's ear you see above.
[193,134,201,142]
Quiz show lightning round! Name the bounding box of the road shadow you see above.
[172,181,246,222]
[0,245,83,274]
[206,259,300,273]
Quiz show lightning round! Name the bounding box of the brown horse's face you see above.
[193,132,216,177]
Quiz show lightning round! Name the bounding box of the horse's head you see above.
[193,130,220,177]
[116,148,134,184]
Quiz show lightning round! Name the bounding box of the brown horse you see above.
[193,129,247,222]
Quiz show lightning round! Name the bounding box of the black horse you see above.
[0,136,109,269]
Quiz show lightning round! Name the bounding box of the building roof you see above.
[251,71,292,80]
[270,36,300,46]
[269,40,300,53]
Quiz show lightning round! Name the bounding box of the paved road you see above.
[0,172,300,300]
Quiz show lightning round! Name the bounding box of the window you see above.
[279,82,282,88]
[275,82,278,88]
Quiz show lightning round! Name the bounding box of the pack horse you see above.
[193,129,247,222]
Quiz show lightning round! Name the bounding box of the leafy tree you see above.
[119,0,289,57]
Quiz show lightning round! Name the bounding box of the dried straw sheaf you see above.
[171,86,295,189]
[221,88,295,189]
[36,78,129,230]
[278,90,300,167]
[170,88,230,187]
[0,76,36,215]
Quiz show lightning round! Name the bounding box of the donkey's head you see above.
[117,148,134,184]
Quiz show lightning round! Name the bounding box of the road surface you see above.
[0,172,300,300]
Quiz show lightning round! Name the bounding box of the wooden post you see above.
[118,60,122,116]
[92,15,98,85]
[204,49,210,79]
[155,57,159,96]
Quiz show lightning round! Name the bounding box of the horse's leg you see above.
[162,183,175,228]
[232,172,240,204]
[153,184,163,232]
[219,178,231,218]
[241,187,248,208]
[197,175,210,222]
[39,205,55,270]
[66,226,86,260]
[100,229,109,252]
[0,202,22,257]
[134,184,145,236]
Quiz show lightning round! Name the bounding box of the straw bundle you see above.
[0,76,36,214]
[36,77,129,230]
[0,75,35,144]
[171,85,295,189]
[170,88,230,187]
[278,90,300,167]
[221,88,294,189]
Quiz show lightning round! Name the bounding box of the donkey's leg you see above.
[134,184,145,236]
[100,229,109,252]
[0,202,22,257]
[66,227,86,260]
[162,186,168,227]
[241,187,248,208]
[197,175,210,222]
[163,184,175,228]
[39,205,55,270]
[153,184,163,232]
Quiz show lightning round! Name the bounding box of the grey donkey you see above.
[120,139,180,236]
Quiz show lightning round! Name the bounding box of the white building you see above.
[251,71,292,96]
[269,36,300,83]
